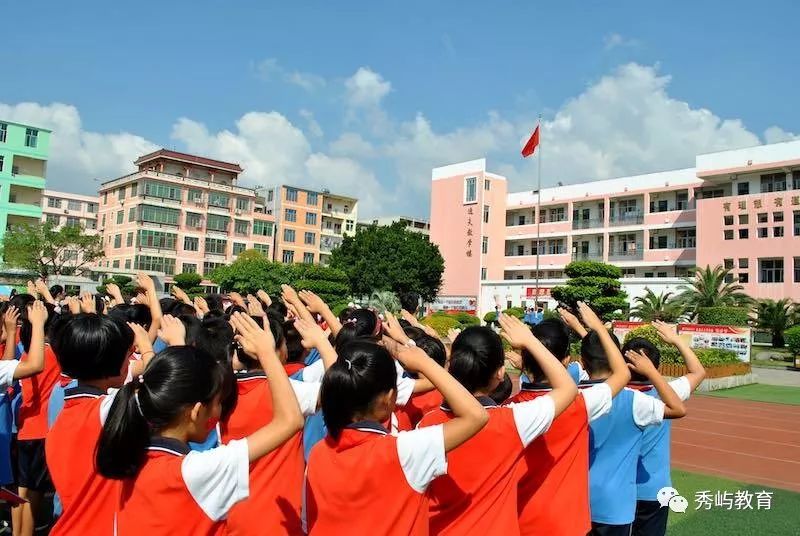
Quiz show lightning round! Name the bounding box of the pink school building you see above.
[430,140,800,316]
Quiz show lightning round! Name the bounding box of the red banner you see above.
[526,287,551,298]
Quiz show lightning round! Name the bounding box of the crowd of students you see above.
[0,274,706,536]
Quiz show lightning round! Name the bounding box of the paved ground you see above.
[672,395,800,492]
[752,366,800,387]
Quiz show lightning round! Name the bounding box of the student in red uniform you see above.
[45,313,152,535]
[96,312,304,536]
[221,315,333,536]
[0,305,47,389]
[508,302,631,536]
[305,326,489,535]
[417,314,578,536]
[14,300,58,536]
[395,335,447,431]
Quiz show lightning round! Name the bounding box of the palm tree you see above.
[755,299,794,348]
[367,291,401,315]
[630,288,685,322]
[676,265,751,319]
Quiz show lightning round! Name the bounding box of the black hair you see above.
[490,373,513,404]
[267,300,287,321]
[335,309,380,352]
[204,294,225,314]
[50,314,133,380]
[282,320,306,364]
[580,330,621,377]
[398,291,420,314]
[402,325,426,341]
[9,294,35,316]
[621,337,661,382]
[159,297,178,314]
[226,305,248,318]
[20,301,58,352]
[523,319,570,381]
[49,285,64,298]
[337,307,356,323]
[237,316,284,370]
[415,335,447,368]
[95,295,106,315]
[320,341,397,440]
[107,304,152,329]
[449,326,505,394]
[194,316,238,419]
[96,346,226,479]
[171,302,197,318]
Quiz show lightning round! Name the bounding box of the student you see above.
[14,301,59,536]
[45,313,147,535]
[628,321,705,536]
[281,320,308,376]
[583,325,687,536]
[221,316,331,536]
[305,338,488,535]
[509,303,630,536]
[418,315,578,536]
[395,335,447,431]
[399,291,421,317]
[96,312,304,535]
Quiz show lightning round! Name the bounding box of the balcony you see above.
[608,246,644,261]
[137,245,178,255]
[572,218,604,230]
[141,194,182,206]
[609,212,644,226]
[138,219,180,229]
[572,250,605,261]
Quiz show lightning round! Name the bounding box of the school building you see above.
[429,139,800,317]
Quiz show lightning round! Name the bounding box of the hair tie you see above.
[344,318,358,326]
[344,359,352,371]
[137,375,145,384]
[134,391,146,419]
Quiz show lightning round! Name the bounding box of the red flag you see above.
[521,125,540,158]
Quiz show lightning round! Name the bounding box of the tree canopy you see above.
[551,261,628,321]
[1,222,104,277]
[676,265,751,319]
[630,289,685,322]
[328,222,444,302]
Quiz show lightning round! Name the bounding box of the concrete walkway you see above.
[752,366,800,387]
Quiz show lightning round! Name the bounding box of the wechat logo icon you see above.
[657,487,688,513]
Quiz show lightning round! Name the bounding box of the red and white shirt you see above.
[18,344,61,440]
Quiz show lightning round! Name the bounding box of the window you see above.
[65,216,80,227]
[285,209,297,222]
[138,230,177,250]
[739,258,749,269]
[795,258,800,283]
[723,215,734,225]
[182,263,197,274]
[101,215,105,227]
[724,229,734,240]
[144,181,181,201]
[112,260,120,269]
[657,272,668,278]
[723,258,734,270]
[48,197,62,208]
[0,155,3,172]
[307,192,318,206]
[253,220,273,236]
[480,267,487,280]
[700,189,724,199]
[253,244,270,256]
[538,209,546,223]
[282,250,295,263]
[650,199,669,213]
[186,212,202,228]
[188,189,203,203]
[203,261,223,275]
[622,268,636,278]
[737,182,750,196]
[758,227,768,238]
[234,220,250,235]
[676,192,689,210]
[233,243,246,255]
[724,272,734,283]
[208,192,229,208]
[774,226,784,237]
[773,211,784,223]
[650,235,668,249]
[118,188,125,201]
[286,188,298,202]
[135,255,176,275]
[128,207,135,222]
[116,211,124,224]
[346,221,354,232]
[114,234,121,248]
[184,237,199,251]
[516,245,524,256]
[45,214,60,225]
[533,240,546,255]
[759,258,784,283]
[267,190,274,202]
[464,177,477,203]
[484,205,491,224]
[87,202,97,213]
[0,123,6,143]
[644,272,654,278]
[306,212,317,225]
[795,211,800,236]
[481,236,488,254]
[304,232,316,245]
[517,214,526,226]
[738,273,749,283]
[676,228,696,248]
[484,179,491,191]
[125,259,131,270]
[126,232,133,247]
[130,183,137,197]
[303,252,314,264]
[67,200,82,211]
[139,205,180,226]
[235,198,249,211]
[757,213,768,223]
[548,207,566,222]
[760,173,786,193]
[24,128,38,148]
[85,219,97,230]
[738,228,749,239]
[738,214,748,225]
[206,214,230,232]
[284,229,296,243]
[547,239,565,255]
[205,238,227,255]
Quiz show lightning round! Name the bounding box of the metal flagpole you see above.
[534,114,542,307]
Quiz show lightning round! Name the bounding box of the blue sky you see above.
[2,1,798,217]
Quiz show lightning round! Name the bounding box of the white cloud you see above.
[329,132,375,158]
[764,126,798,144]
[603,33,639,51]
[299,109,324,138]
[344,67,392,108]
[305,153,385,213]
[253,58,326,91]
[0,102,157,194]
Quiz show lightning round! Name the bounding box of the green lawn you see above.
[704,384,800,406]
[668,470,800,535]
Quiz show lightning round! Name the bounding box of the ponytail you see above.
[334,309,381,353]
[449,327,505,393]
[320,341,396,439]
[96,346,225,479]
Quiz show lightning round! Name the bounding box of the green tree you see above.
[630,289,685,322]
[676,265,751,319]
[1,222,104,277]
[173,272,204,297]
[754,298,794,348]
[329,222,444,302]
[551,261,628,321]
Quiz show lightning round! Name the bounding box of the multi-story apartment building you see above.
[265,185,358,265]
[41,190,99,233]
[0,120,51,242]
[98,149,275,283]
[357,216,430,235]
[430,140,800,316]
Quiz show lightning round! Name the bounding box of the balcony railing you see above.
[609,212,644,226]
[572,218,604,230]
[608,247,644,260]
[649,240,697,249]
[572,251,604,261]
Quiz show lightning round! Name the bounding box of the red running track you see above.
[671,395,800,492]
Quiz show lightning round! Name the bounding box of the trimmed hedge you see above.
[785,325,800,356]
[694,348,740,366]
[697,307,750,326]
[623,325,682,364]
[421,314,459,337]
[564,261,622,279]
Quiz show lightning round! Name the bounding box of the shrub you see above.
[623,325,681,364]
[785,325,800,356]
[694,348,740,366]
[503,307,525,319]
[542,309,560,321]
[484,311,498,325]
[552,261,627,322]
[421,314,459,337]
[453,312,481,327]
[697,307,750,326]
[564,261,622,279]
